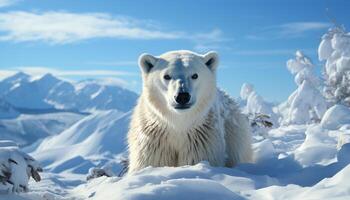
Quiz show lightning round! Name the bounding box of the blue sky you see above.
[0,0,349,102]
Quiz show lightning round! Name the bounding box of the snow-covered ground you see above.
[1,105,349,200]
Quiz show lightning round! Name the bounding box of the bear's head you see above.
[138,50,219,125]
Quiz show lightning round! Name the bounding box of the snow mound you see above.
[74,162,269,200]
[294,125,337,166]
[32,110,130,174]
[321,104,350,130]
[0,141,42,193]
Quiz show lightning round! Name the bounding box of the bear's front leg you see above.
[128,133,178,173]
[177,131,226,167]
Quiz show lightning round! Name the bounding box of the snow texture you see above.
[1,103,347,200]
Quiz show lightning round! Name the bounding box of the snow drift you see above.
[31,110,130,174]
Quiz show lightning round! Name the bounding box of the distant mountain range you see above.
[0,72,138,113]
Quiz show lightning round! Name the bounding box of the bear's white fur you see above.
[127,50,253,173]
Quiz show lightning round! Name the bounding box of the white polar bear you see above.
[127,50,253,173]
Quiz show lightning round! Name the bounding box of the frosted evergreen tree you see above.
[280,51,327,125]
[319,26,350,106]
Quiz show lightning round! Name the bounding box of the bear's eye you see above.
[163,74,171,80]
[191,73,198,80]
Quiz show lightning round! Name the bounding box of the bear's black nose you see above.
[175,92,191,105]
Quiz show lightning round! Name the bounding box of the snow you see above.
[321,104,350,130]
[319,27,350,106]
[1,102,345,200]
[31,110,129,175]
[318,35,333,60]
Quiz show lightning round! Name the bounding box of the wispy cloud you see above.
[0,11,224,46]
[0,69,16,79]
[0,0,18,8]
[86,61,137,67]
[231,48,315,56]
[192,29,231,52]
[279,22,331,35]
[0,11,179,43]
[247,22,331,40]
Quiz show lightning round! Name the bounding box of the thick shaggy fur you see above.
[127,50,253,173]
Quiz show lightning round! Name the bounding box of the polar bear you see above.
[127,50,253,173]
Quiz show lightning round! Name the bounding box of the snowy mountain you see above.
[0,98,19,119]
[0,72,138,112]
[0,112,84,147]
[0,72,138,151]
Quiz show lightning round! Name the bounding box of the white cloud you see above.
[247,22,331,39]
[86,61,137,67]
[0,11,223,45]
[0,69,16,79]
[0,0,18,8]
[279,22,331,35]
[231,49,316,56]
[191,29,230,53]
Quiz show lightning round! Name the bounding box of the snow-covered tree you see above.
[319,26,350,106]
[280,51,328,125]
[240,83,276,138]
[240,83,278,124]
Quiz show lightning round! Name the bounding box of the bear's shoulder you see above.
[215,88,241,117]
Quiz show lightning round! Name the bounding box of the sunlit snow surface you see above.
[1,105,349,200]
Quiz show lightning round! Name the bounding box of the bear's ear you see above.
[203,51,219,71]
[138,53,158,74]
